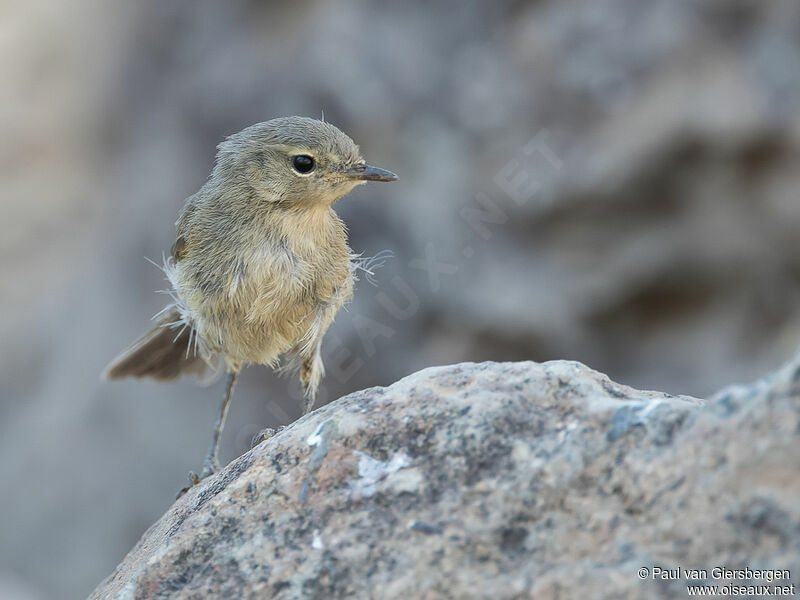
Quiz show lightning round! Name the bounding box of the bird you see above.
[103,116,397,485]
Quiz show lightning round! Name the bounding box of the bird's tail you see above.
[102,308,219,383]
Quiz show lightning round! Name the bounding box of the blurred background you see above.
[2,0,800,597]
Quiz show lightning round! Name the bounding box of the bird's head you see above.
[214,116,397,207]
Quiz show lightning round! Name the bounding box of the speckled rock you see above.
[91,360,800,599]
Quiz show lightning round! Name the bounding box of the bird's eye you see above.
[291,155,315,174]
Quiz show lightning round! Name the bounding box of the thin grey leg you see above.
[199,371,239,479]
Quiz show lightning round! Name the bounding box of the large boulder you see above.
[91,360,799,599]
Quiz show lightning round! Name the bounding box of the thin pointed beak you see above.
[342,163,398,182]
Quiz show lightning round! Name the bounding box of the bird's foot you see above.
[251,426,285,449]
[175,457,220,499]
[176,474,198,499]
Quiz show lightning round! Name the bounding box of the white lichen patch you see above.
[384,467,424,494]
[306,422,327,446]
[312,530,324,550]
[347,450,412,499]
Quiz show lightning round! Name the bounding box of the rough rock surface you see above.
[92,360,799,599]
[6,2,800,596]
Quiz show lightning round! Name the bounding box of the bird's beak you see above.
[342,163,398,182]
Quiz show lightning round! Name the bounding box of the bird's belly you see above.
[233,286,315,363]
[179,256,349,368]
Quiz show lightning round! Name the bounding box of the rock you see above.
[90,359,799,599]
[6,2,800,596]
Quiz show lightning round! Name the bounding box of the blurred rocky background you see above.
[1,0,798,598]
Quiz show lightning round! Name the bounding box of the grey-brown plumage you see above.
[104,308,212,381]
[104,116,397,483]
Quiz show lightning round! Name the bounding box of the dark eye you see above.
[291,154,315,174]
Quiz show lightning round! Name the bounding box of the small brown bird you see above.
[104,116,397,483]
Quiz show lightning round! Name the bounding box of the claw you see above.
[176,471,202,499]
[251,425,285,449]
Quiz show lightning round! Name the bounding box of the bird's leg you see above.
[199,370,239,479]
[300,344,324,415]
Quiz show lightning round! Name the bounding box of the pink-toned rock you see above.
[91,359,799,599]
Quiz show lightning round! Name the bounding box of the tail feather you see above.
[103,309,218,383]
